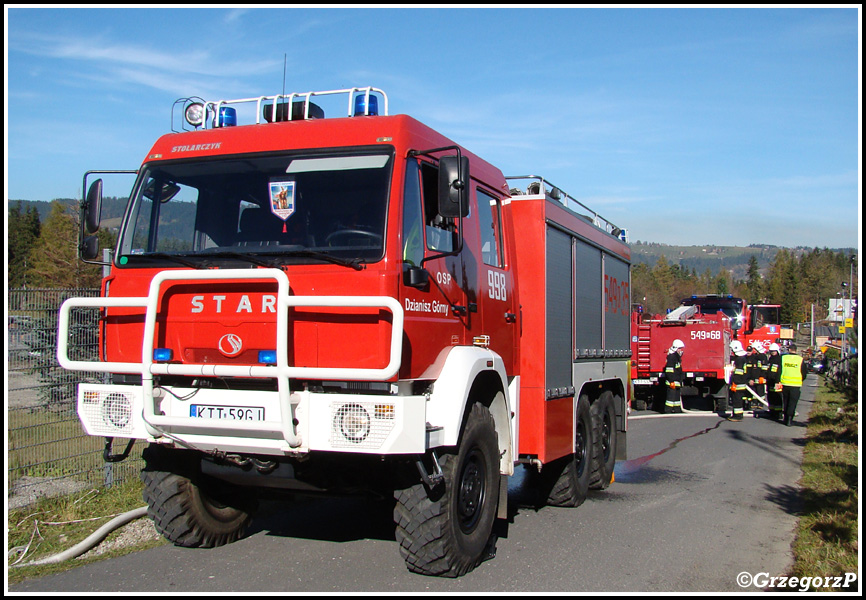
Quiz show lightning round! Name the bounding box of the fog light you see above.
[184,102,205,127]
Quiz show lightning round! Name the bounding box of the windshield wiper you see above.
[276,250,364,271]
[139,253,204,269]
[194,251,277,268]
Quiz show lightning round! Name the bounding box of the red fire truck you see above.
[630,295,782,411]
[58,87,631,577]
[678,295,782,351]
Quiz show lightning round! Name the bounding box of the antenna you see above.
[282,53,287,97]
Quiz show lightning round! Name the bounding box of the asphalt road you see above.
[9,377,816,593]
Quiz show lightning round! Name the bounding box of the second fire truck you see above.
[631,294,782,411]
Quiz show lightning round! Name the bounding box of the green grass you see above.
[7,479,165,586]
[785,376,859,591]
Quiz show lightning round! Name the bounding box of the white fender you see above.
[425,346,515,475]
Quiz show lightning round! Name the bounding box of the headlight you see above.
[334,403,371,443]
[103,392,132,428]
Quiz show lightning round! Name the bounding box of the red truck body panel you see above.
[509,194,631,462]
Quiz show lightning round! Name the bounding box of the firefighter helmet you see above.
[731,340,746,356]
[768,343,781,353]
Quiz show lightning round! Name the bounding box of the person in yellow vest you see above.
[780,344,809,426]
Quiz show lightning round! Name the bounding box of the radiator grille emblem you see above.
[218,333,243,357]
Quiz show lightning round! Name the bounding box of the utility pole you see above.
[840,285,847,362]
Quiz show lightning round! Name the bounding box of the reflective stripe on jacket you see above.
[665,351,683,386]
[730,354,749,385]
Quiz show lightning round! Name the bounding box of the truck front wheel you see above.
[394,403,500,577]
[141,445,255,548]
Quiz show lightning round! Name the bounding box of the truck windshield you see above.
[750,305,781,328]
[117,150,393,266]
[680,297,744,320]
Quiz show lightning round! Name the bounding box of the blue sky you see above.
[6,6,861,248]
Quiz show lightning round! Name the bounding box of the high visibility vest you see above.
[780,355,804,387]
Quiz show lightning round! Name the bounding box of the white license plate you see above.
[190,405,265,421]
[633,379,653,385]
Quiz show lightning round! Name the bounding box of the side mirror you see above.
[438,155,469,219]
[84,179,103,235]
[404,265,429,289]
[81,235,100,260]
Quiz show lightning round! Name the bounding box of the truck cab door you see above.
[400,159,468,376]
[472,187,516,372]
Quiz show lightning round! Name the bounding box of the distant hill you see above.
[630,242,855,279]
[9,198,128,223]
[631,242,782,279]
[9,197,194,242]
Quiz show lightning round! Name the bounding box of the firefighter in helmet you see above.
[746,341,766,411]
[664,339,685,414]
[728,340,749,421]
[765,343,783,420]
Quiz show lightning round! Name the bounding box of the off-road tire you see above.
[141,445,255,548]
[588,392,617,490]
[393,403,500,577]
[542,396,593,507]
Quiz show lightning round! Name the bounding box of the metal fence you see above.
[8,288,143,509]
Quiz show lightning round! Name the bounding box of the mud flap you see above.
[497,474,508,519]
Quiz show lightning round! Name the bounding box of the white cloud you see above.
[12,31,281,80]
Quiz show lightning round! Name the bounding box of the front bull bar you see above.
[58,268,404,448]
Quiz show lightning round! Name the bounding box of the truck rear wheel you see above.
[715,384,730,414]
[394,403,500,577]
[141,445,255,548]
[542,396,593,507]
[589,392,617,490]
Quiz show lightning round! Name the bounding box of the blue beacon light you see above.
[353,94,378,116]
[219,106,237,127]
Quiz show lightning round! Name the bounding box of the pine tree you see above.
[746,255,763,303]
[25,201,103,288]
[8,203,42,287]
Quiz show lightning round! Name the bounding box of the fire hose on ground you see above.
[10,506,149,568]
